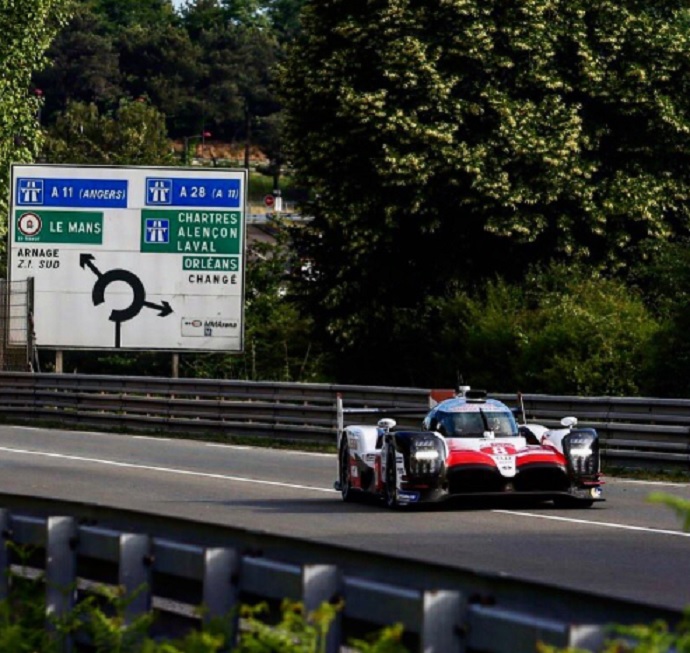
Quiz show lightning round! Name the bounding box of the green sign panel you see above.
[141,209,242,255]
[183,256,239,271]
[15,210,103,244]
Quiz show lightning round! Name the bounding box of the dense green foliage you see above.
[0,0,72,230]
[0,570,409,653]
[433,264,660,395]
[44,99,175,165]
[280,0,690,389]
[34,0,300,145]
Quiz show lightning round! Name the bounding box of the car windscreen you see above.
[440,410,517,437]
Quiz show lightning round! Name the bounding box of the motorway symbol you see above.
[17,179,44,205]
[80,253,173,348]
[144,218,169,243]
[146,178,172,205]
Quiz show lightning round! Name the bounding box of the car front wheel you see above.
[339,444,357,502]
[384,450,399,509]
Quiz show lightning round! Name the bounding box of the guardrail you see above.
[0,372,688,470]
[495,393,690,470]
[0,494,681,653]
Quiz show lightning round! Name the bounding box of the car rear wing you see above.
[336,389,458,434]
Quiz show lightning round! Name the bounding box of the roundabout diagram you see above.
[80,253,173,348]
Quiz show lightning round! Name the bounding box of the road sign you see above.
[8,164,247,352]
[264,194,274,208]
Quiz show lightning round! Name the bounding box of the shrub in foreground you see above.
[0,574,409,653]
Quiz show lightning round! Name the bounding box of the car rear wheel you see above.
[339,443,357,502]
[384,449,399,509]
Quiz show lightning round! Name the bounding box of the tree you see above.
[280,0,690,384]
[629,239,690,397]
[220,0,269,28]
[34,4,123,122]
[43,98,175,165]
[117,22,203,137]
[179,0,225,39]
[91,0,178,31]
[265,0,305,41]
[0,0,72,247]
[192,20,280,145]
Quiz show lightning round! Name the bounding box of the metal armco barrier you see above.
[494,393,690,470]
[0,372,688,469]
[0,494,682,653]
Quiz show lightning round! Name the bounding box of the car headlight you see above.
[413,450,440,461]
[563,430,600,477]
[409,437,444,475]
[567,446,592,457]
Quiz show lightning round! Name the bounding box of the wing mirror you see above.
[377,418,396,431]
[560,416,578,429]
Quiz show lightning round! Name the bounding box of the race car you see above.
[334,388,604,508]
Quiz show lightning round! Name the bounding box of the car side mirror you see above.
[560,416,578,429]
[378,418,396,431]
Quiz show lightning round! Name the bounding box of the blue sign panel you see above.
[145,177,241,208]
[16,178,128,209]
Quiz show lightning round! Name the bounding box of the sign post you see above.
[8,164,247,352]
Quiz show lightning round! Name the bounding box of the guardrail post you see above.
[302,564,342,653]
[420,589,466,653]
[203,547,240,621]
[0,509,9,600]
[119,533,152,622]
[46,516,77,653]
[336,394,344,436]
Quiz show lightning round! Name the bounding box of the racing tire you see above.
[339,443,357,503]
[383,449,400,509]
[553,496,594,509]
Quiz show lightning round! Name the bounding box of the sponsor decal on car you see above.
[490,454,517,477]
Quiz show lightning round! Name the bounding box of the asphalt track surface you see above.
[0,425,688,612]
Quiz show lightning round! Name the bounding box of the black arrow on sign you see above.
[80,253,174,348]
[144,300,173,317]
[79,253,102,278]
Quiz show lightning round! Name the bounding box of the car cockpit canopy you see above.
[437,410,517,438]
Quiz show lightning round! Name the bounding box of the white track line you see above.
[492,509,690,537]
[0,446,337,494]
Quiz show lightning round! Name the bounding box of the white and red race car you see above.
[334,388,604,508]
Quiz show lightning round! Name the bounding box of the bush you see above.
[435,263,660,395]
[0,570,409,653]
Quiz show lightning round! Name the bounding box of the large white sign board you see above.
[8,164,247,351]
